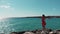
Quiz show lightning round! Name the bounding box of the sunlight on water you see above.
[0,17,3,20]
[0,18,15,34]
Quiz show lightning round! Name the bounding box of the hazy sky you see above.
[0,0,60,18]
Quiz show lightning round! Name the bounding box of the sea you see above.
[0,17,60,34]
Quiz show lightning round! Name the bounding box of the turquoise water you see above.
[0,17,60,34]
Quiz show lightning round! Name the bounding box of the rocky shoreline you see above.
[11,29,60,34]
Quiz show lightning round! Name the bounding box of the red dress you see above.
[42,16,46,27]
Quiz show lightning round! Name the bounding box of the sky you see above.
[0,0,60,18]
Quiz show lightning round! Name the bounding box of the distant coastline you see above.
[5,16,60,19]
[26,16,60,18]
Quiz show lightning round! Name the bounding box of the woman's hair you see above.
[42,14,45,17]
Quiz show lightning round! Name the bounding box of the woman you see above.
[42,14,46,30]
